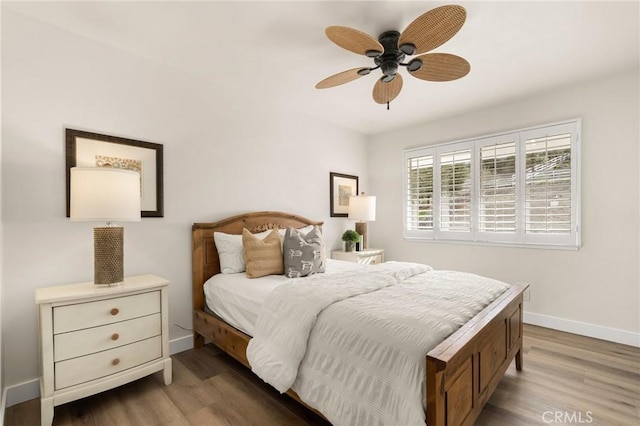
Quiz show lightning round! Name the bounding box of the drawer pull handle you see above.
[111,333,119,341]
[112,358,120,366]
[110,308,119,316]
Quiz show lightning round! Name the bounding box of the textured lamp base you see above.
[355,222,368,250]
[94,227,124,285]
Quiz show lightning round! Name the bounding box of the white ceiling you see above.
[4,0,639,135]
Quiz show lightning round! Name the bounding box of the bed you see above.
[192,211,526,426]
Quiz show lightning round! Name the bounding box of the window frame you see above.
[403,119,581,249]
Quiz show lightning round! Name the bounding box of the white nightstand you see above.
[35,274,172,426]
[331,248,385,265]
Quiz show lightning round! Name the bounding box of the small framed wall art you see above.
[330,172,358,217]
[65,129,164,217]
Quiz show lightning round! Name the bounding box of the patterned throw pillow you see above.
[283,226,326,278]
[242,229,284,278]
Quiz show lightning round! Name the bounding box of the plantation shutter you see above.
[404,148,435,237]
[521,122,578,246]
[476,134,519,242]
[438,143,473,240]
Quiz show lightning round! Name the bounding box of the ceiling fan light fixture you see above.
[399,43,416,55]
[380,61,398,77]
[407,58,423,72]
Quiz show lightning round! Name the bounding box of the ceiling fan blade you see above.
[325,26,384,56]
[316,68,368,89]
[399,5,466,55]
[373,74,403,104]
[409,53,470,81]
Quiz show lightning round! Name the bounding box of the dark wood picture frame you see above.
[65,129,164,217]
[330,172,359,217]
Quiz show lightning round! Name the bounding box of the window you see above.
[403,120,580,248]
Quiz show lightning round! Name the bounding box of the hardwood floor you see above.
[5,325,639,425]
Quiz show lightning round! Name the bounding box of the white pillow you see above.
[277,225,314,246]
[214,230,270,274]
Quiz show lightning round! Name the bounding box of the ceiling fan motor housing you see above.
[375,31,405,80]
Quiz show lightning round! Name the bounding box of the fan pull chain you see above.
[387,102,390,110]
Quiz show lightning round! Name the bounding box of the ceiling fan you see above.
[315,5,470,109]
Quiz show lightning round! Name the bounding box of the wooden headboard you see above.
[192,211,323,312]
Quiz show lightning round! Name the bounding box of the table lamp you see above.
[70,167,141,285]
[348,193,376,250]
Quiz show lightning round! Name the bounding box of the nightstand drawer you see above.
[55,336,162,390]
[365,254,382,265]
[53,291,160,334]
[54,313,161,362]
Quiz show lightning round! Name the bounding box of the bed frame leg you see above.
[515,347,523,371]
[194,332,204,349]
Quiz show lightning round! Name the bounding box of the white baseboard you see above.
[1,386,7,426]
[170,334,194,355]
[4,378,39,408]
[524,311,640,347]
[3,335,195,409]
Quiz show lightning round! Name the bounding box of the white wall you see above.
[0,5,4,418]
[0,1,5,417]
[1,10,367,394]
[369,68,640,342]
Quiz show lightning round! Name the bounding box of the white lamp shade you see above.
[70,167,141,222]
[348,195,376,222]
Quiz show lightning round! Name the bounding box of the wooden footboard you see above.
[426,283,526,426]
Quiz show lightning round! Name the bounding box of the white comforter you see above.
[246,261,511,426]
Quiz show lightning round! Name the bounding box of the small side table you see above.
[331,248,385,265]
[35,274,172,426]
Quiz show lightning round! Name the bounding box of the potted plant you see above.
[341,230,360,252]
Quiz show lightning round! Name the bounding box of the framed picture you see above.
[330,172,359,217]
[65,129,164,217]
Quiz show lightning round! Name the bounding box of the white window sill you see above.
[403,236,580,251]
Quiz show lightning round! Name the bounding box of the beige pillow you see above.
[242,229,283,278]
